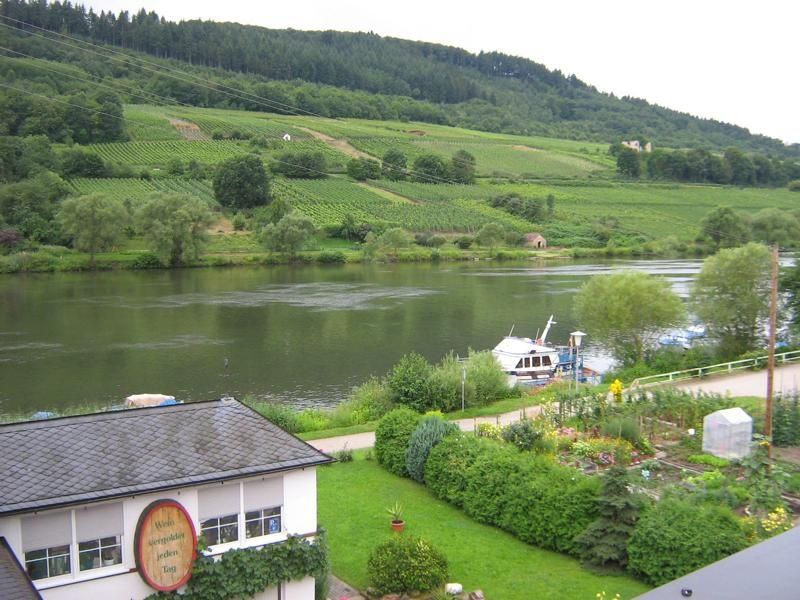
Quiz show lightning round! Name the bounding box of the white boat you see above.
[492,315,578,386]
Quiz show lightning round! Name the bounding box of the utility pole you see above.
[765,243,779,459]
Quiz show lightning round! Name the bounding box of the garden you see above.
[324,383,800,599]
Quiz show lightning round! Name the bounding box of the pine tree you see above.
[574,465,640,572]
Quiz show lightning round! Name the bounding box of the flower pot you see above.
[391,520,405,533]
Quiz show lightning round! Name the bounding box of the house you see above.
[621,140,653,153]
[282,133,292,142]
[636,525,800,599]
[0,399,333,600]
[523,233,547,249]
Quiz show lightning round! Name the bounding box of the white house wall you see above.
[0,468,319,600]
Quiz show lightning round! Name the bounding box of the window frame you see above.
[22,502,125,587]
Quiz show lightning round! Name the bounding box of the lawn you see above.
[317,454,650,600]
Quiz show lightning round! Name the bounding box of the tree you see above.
[475,222,505,251]
[261,212,316,255]
[136,193,214,266]
[388,352,432,411]
[57,194,128,265]
[272,151,327,179]
[699,206,750,248]
[412,154,449,183]
[346,158,381,181]
[782,262,800,333]
[574,465,640,572]
[616,147,640,178]
[0,171,69,243]
[450,149,476,184]
[382,149,407,181]
[574,271,686,365]
[212,155,270,209]
[59,148,108,178]
[751,208,800,246]
[691,243,771,357]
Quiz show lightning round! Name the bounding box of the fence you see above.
[629,349,800,389]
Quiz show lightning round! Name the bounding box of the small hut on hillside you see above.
[523,233,547,249]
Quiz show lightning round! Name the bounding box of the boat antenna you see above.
[508,324,515,336]
[540,315,557,343]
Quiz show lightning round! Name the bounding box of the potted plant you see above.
[386,501,405,533]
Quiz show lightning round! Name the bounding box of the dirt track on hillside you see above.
[298,126,372,159]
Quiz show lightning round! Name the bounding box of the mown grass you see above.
[317,452,650,599]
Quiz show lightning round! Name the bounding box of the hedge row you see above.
[424,432,600,556]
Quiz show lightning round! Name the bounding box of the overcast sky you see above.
[83,0,799,145]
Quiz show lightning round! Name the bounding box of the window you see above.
[76,502,124,572]
[78,537,122,572]
[245,507,282,538]
[532,356,541,367]
[200,514,239,546]
[25,545,71,581]
[542,356,552,366]
[523,357,530,368]
[199,484,241,546]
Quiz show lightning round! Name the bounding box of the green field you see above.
[57,104,796,243]
[276,178,529,232]
[318,453,649,599]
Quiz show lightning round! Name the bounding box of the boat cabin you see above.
[492,336,561,381]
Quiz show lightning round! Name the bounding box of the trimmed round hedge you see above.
[367,535,448,595]
[374,407,422,477]
[627,498,748,586]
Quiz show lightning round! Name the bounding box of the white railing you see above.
[629,349,800,389]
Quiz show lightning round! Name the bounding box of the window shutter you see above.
[76,502,123,542]
[243,477,283,512]
[198,483,240,520]
[22,511,72,551]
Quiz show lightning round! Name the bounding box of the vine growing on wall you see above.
[146,531,329,600]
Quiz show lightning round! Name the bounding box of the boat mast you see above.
[540,315,556,343]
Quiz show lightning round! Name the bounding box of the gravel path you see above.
[675,363,800,398]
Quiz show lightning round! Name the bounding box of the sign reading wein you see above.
[134,499,197,591]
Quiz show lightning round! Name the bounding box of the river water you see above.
[0,258,705,416]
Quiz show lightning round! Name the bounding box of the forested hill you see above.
[1,0,797,157]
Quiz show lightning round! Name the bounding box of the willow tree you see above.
[574,271,686,365]
[57,193,128,266]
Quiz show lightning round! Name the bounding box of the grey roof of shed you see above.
[636,525,800,600]
[0,399,332,516]
[0,537,41,599]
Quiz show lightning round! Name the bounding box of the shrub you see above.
[332,446,353,463]
[388,352,432,411]
[295,409,331,432]
[574,465,641,572]
[501,419,543,452]
[316,250,346,264]
[0,227,23,253]
[466,350,509,406]
[374,408,422,477]
[461,443,531,525]
[424,432,486,506]
[232,213,247,231]
[130,252,163,269]
[455,235,474,249]
[367,535,448,595]
[687,454,731,468]
[334,377,393,426]
[788,180,800,192]
[405,416,459,482]
[600,417,642,447]
[250,402,300,433]
[627,498,748,586]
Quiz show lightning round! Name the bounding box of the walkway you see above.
[308,404,544,453]
[674,363,800,398]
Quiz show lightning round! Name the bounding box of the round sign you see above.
[134,499,197,592]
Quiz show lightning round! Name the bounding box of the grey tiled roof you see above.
[0,399,332,516]
[0,537,41,599]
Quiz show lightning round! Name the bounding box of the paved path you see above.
[308,404,545,453]
[674,363,800,398]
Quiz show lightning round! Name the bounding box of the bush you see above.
[405,416,459,482]
[424,432,487,507]
[388,352,432,411]
[250,401,300,433]
[374,408,422,477]
[600,417,641,447]
[316,250,346,264]
[466,350,509,406]
[627,498,748,586]
[788,180,800,192]
[455,235,474,249]
[232,213,247,231]
[130,252,163,269]
[367,535,448,595]
[330,377,393,427]
[687,454,731,468]
[501,419,543,452]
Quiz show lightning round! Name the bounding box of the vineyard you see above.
[67,178,217,206]
[276,177,530,232]
[123,105,184,141]
[83,140,247,167]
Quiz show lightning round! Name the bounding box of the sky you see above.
[83,0,799,145]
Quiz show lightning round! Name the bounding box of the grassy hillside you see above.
[49,103,795,250]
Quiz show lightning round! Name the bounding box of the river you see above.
[0,258,706,416]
